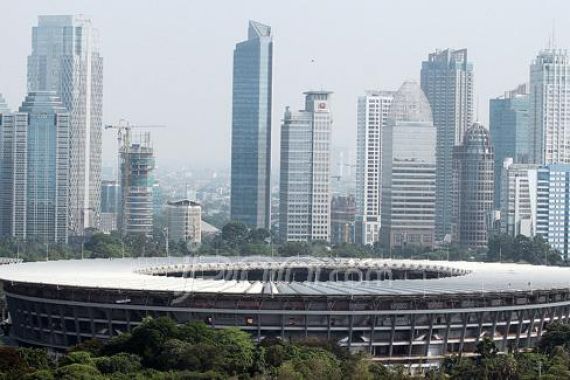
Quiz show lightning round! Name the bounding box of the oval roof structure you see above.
[0,257,569,297]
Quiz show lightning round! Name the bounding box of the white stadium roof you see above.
[0,256,569,296]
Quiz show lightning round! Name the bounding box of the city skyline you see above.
[1,1,569,169]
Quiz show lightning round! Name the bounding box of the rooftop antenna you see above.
[552,18,557,49]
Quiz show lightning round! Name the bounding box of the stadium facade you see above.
[1,257,570,368]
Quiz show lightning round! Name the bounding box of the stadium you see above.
[1,256,570,367]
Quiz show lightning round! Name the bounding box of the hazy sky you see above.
[2,0,569,170]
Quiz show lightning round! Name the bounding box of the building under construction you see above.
[118,132,155,237]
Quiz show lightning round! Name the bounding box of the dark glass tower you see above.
[489,84,529,208]
[421,49,474,241]
[230,20,273,229]
[452,124,494,249]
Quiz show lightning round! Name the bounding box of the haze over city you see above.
[1,0,568,169]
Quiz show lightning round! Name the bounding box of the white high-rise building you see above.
[355,91,394,246]
[27,15,103,234]
[381,82,436,249]
[529,49,570,164]
[500,158,538,238]
[279,91,333,242]
[166,200,202,246]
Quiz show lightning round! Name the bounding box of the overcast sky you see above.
[1,0,569,170]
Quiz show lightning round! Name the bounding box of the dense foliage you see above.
[3,318,570,379]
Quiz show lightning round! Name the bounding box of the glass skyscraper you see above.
[421,49,474,240]
[451,124,494,249]
[536,164,570,257]
[27,15,103,234]
[0,92,70,243]
[489,84,529,208]
[230,21,273,229]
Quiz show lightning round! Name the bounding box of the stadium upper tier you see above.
[0,256,568,296]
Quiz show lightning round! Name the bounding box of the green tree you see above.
[213,327,255,375]
[22,370,54,380]
[58,351,94,367]
[17,348,53,371]
[54,364,104,380]
[94,353,142,374]
[221,221,249,247]
[84,233,126,258]
[539,322,570,355]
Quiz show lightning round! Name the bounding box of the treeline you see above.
[0,221,566,266]
[0,316,388,380]
[3,317,570,379]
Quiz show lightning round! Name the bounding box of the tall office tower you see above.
[355,91,394,245]
[380,81,436,249]
[500,158,538,237]
[0,95,26,239]
[230,20,273,229]
[452,124,494,249]
[529,49,570,164]
[490,84,529,208]
[100,180,119,233]
[27,15,103,234]
[279,91,333,242]
[331,194,356,245]
[536,164,570,256]
[118,133,155,238]
[0,92,70,243]
[166,200,202,246]
[421,49,474,240]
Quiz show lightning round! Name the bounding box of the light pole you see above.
[163,227,169,257]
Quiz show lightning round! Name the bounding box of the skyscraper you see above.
[355,91,394,246]
[536,164,570,257]
[27,15,103,234]
[381,81,436,249]
[0,92,70,243]
[500,159,538,238]
[452,124,494,249]
[118,133,155,238]
[421,49,474,240]
[230,20,273,229]
[279,91,333,242]
[490,84,529,208]
[529,49,570,164]
[0,95,26,239]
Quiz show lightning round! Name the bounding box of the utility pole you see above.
[164,227,169,257]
